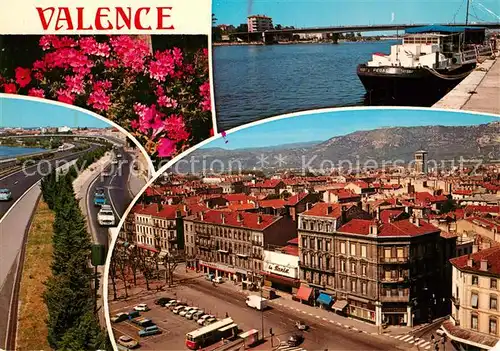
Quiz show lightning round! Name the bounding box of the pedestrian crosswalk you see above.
[390,334,433,349]
[276,346,306,351]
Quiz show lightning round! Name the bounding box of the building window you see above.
[317,240,322,251]
[340,242,346,254]
[351,280,356,292]
[351,262,356,274]
[362,264,367,276]
[361,245,367,258]
[340,260,345,272]
[341,277,346,289]
[361,281,367,295]
[491,296,498,310]
[326,240,331,251]
[471,314,478,330]
[302,237,307,248]
[397,248,404,258]
[384,248,391,258]
[492,279,498,290]
[350,243,356,256]
[472,275,479,285]
[490,318,498,335]
[471,293,479,309]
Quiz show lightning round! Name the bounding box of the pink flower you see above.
[52,36,76,49]
[15,67,31,88]
[164,114,190,142]
[104,59,119,69]
[28,88,45,98]
[110,36,150,72]
[133,103,164,133]
[93,80,112,91]
[79,37,110,57]
[39,35,56,50]
[32,60,46,72]
[3,83,17,94]
[158,95,178,108]
[157,138,176,157]
[88,89,111,111]
[56,89,75,105]
[148,51,176,82]
[199,81,211,111]
[64,75,85,94]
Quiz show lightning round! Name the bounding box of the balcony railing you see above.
[380,276,408,283]
[380,257,409,264]
[299,262,333,272]
[379,295,410,303]
[251,240,262,246]
[251,253,263,260]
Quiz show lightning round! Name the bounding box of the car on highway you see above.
[179,307,196,317]
[93,192,107,206]
[0,188,12,201]
[197,314,213,325]
[134,304,150,312]
[97,205,116,226]
[117,335,139,349]
[110,312,129,323]
[138,325,160,337]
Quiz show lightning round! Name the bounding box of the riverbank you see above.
[433,53,500,114]
[213,38,396,46]
[0,145,46,160]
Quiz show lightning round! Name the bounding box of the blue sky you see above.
[0,97,111,128]
[213,0,500,27]
[204,109,499,149]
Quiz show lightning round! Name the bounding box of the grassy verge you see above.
[16,200,54,351]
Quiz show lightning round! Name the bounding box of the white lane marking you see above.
[400,335,413,342]
[394,335,404,339]
[415,339,426,346]
[0,180,40,224]
[425,346,431,350]
[421,341,431,348]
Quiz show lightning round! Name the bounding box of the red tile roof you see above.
[287,237,298,245]
[301,203,344,218]
[453,189,473,196]
[466,217,500,232]
[223,193,255,203]
[465,205,500,214]
[193,210,279,230]
[252,179,283,188]
[259,199,287,209]
[328,188,360,200]
[380,210,406,223]
[450,245,500,276]
[415,192,448,203]
[227,203,256,211]
[338,218,439,237]
[285,192,309,206]
[281,245,299,256]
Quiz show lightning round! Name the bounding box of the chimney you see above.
[200,212,204,221]
[327,205,333,214]
[175,209,182,218]
[341,205,347,223]
[257,215,262,224]
[306,202,311,211]
[221,213,225,224]
[467,257,473,267]
[376,207,381,220]
[184,204,188,212]
[237,213,243,222]
[472,244,478,253]
[415,217,420,227]
[370,222,379,236]
[480,259,488,271]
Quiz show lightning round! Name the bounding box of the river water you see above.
[0,145,45,159]
[213,40,400,130]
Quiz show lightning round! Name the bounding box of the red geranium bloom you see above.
[15,68,32,88]
[3,83,17,94]
[157,138,176,158]
[28,88,45,98]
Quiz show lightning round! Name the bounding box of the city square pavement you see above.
[108,265,407,351]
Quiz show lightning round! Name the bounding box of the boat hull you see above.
[357,64,475,105]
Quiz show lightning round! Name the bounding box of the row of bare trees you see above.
[109,242,187,300]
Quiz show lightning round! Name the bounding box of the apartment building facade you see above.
[298,203,454,326]
[184,210,297,284]
[446,246,500,350]
[247,15,273,32]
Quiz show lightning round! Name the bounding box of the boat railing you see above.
[461,49,478,64]
[475,43,494,58]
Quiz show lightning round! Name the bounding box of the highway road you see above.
[86,147,134,249]
[0,145,98,219]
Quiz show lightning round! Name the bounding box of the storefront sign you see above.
[199,260,235,274]
[263,250,299,279]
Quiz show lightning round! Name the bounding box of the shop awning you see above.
[332,299,348,311]
[316,293,333,306]
[296,285,313,301]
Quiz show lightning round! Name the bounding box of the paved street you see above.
[109,272,403,351]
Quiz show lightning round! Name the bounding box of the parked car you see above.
[180,307,196,317]
[193,311,205,321]
[287,334,304,347]
[138,325,160,337]
[203,317,217,326]
[212,276,223,284]
[117,335,139,349]
[132,317,154,327]
[185,309,200,320]
[128,310,140,319]
[0,188,12,201]
[197,314,213,325]
[164,300,178,308]
[154,297,172,306]
[173,305,185,314]
[110,312,128,323]
[134,304,149,312]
